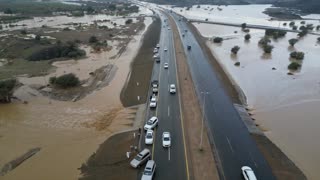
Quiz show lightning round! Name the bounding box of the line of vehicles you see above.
[130,41,175,180]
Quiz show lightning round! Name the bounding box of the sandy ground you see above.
[167,13,220,180]
[0,17,153,180]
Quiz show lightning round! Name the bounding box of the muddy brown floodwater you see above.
[0,17,153,180]
[195,23,320,180]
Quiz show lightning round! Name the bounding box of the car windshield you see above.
[143,169,152,175]
[164,137,170,141]
[134,154,143,161]
[147,120,154,125]
[146,134,152,138]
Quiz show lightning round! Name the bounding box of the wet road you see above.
[138,12,188,180]
[169,12,276,180]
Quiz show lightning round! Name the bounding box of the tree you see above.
[317,25,320,31]
[258,37,271,46]
[288,62,301,70]
[241,23,247,29]
[298,30,308,37]
[234,62,240,66]
[300,21,306,24]
[89,36,98,43]
[20,29,27,35]
[317,37,320,42]
[0,79,16,103]
[289,38,298,46]
[289,21,295,26]
[231,46,240,54]
[108,4,116,11]
[4,8,13,14]
[290,51,305,60]
[244,34,251,41]
[35,34,41,41]
[263,44,274,54]
[213,37,223,43]
[50,73,80,88]
[86,6,94,14]
[292,26,298,30]
[125,19,133,25]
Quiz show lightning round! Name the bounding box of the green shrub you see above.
[290,51,305,60]
[298,30,308,37]
[50,73,79,88]
[234,62,240,66]
[20,29,27,34]
[213,37,223,43]
[288,62,301,70]
[89,36,98,43]
[258,37,271,46]
[241,23,247,29]
[125,19,133,24]
[317,37,320,42]
[0,79,16,103]
[35,34,41,41]
[263,44,274,54]
[231,46,240,54]
[289,38,298,46]
[292,26,298,30]
[244,34,251,41]
[317,25,320,31]
[289,21,295,26]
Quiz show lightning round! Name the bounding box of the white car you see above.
[153,48,158,53]
[145,130,154,145]
[144,116,158,130]
[167,27,171,30]
[156,43,160,48]
[164,63,169,69]
[141,160,156,180]
[149,96,157,108]
[169,84,176,94]
[162,132,171,147]
[130,149,151,168]
[241,166,257,180]
[164,48,168,52]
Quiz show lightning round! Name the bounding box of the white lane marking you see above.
[168,106,170,117]
[168,147,171,161]
[226,137,234,154]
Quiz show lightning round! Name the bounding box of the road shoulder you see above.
[167,13,220,180]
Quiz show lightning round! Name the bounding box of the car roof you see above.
[163,132,170,136]
[145,160,155,168]
[242,166,257,180]
[147,130,153,133]
[170,84,175,87]
[139,148,150,155]
[150,116,157,121]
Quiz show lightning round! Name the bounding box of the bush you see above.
[288,38,298,46]
[0,79,16,103]
[263,44,274,54]
[35,34,41,41]
[231,46,240,54]
[318,37,320,42]
[125,18,133,25]
[317,25,320,31]
[89,36,98,43]
[50,73,79,88]
[20,29,27,34]
[244,34,251,40]
[288,62,301,70]
[27,41,85,61]
[298,30,308,37]
[234,62,240,66]
[213,37,223,43]
[241,23,247,29]
[258,37,271,46]
[300,21,306,24]
[289,21,295,26]
[292,26,298,30]
[290,51,305,60]
[283,22,287,26]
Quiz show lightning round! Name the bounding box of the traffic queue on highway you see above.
[129,40,176,180]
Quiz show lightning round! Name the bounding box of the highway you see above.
[168,12,276,180]
[138,12,188,180]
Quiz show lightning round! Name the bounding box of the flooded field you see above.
[0,12,153,179]
[168,4,320,31]
[195,23,320,179]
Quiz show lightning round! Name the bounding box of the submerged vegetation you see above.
[288,62,301,70]
[290,51,305,60]
[0,79,17,103]
[50,73,80,88]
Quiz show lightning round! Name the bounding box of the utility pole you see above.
[199,91,209,151]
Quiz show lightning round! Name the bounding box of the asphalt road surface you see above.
[168,12,276,180]
[138,12,188,180]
